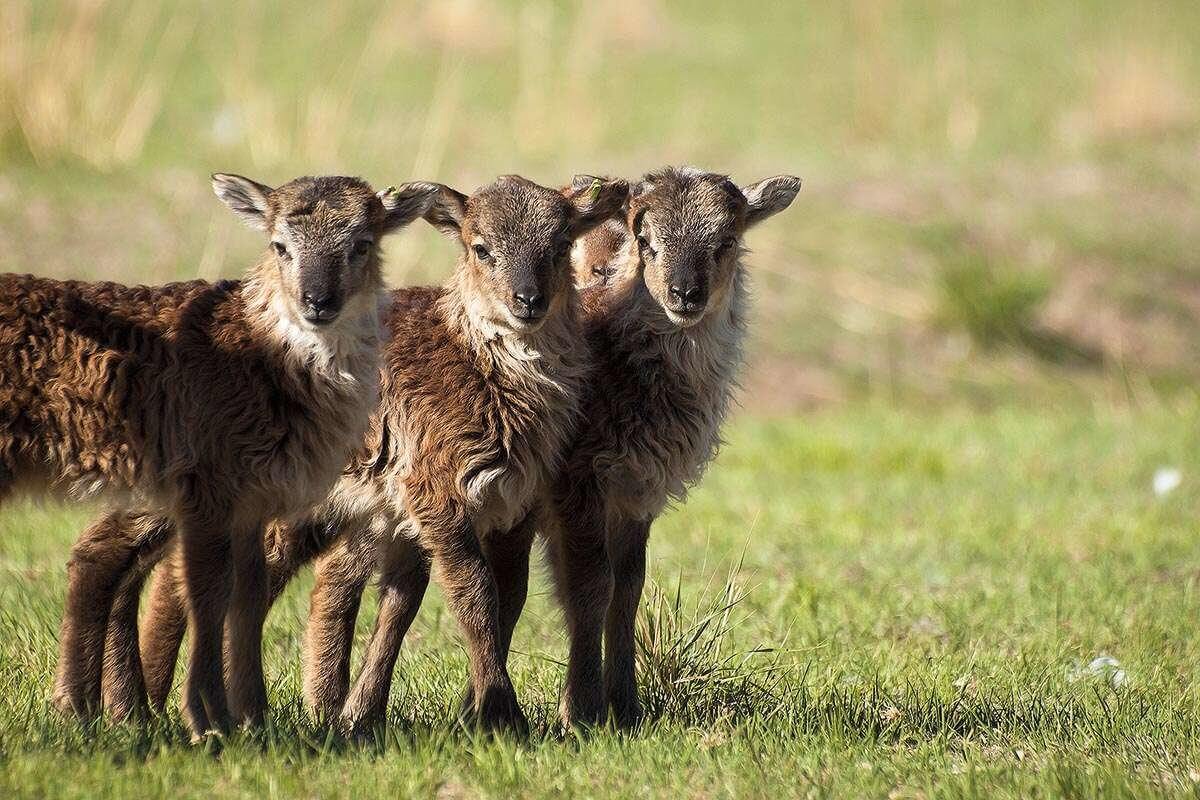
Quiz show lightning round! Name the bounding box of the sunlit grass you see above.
[4,407,1200,797]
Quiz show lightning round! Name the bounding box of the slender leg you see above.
[424,508,526,736]
[459,513,537,714]
[52,512,145,718]
[303,537,372,720]
[138,518,319,713]
[101,515,176,720]
[140,549,188,712]
[545,489,614,731]
[603,517,651,730]
[338,536,429,734]
[224,525,269,727]
[101,565,152,720]
[177,512,234,738]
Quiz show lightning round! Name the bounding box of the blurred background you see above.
[1,0,1197,412]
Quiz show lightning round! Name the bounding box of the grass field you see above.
[2,0,1200,797]
[4,408,1200,798]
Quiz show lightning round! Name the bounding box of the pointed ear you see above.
[378,182,440,234]
[422,184,469,240]
[563,175,630,237]
[741,175,802,227]
[212,173,274,230]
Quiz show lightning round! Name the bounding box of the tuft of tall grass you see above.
[635,566,784,727]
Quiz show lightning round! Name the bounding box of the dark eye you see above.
[271,241,289,259]
[637,235,656,257]
[555,240,572,260]
[717,236,737,255]
[473,243,491,260]
[353,239,373,257]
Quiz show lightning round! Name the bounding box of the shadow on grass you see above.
[925,224,1105,368]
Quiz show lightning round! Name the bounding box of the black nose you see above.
[301,291,342,324]
[512,290,547,319]
[668,283,707,312]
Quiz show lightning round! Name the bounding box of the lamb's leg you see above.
[137,519,316,713]
[303,537,372,720]
[139,549,187,712]
[224,524,270,727]
[424,508,526,736]
[177,511,234,738]
[101,515,176,721]
[338,535,429,735]
[603,517,651,730]
[52,512,142,719]
[545,487,614,731]
[459,513,537,715]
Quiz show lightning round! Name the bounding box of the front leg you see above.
[140,519,317,714]
[545,486,614,731]
[603,517,651,730]
[424,507,526,736]
[224,524,270,727]
[338,535,430,735]
[459,512,538,715]
[176,511,234,738]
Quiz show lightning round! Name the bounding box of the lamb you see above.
[4,173,438,737]
[60,174,628,734]
[490,166,802,727]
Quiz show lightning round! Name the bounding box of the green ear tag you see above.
[588,177,603,202]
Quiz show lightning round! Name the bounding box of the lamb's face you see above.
[211,173,437,328]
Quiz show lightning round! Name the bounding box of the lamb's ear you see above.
[378,182,440,233]
[741,175,802,227]
[212,173,274,230]
[564,175,630,237]
[422,184,469,240]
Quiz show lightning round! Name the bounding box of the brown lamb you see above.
[10,173,437,737]
[495,166,803,727]
[65,174,628,734]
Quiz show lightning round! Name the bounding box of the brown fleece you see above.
[25,173,437,737]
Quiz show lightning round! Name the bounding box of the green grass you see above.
[3,0,1200,407]
[4,407,1200,798]
[3,1,1200,796]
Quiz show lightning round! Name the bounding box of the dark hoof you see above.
[463,685,528,738]
[608,695,643,732]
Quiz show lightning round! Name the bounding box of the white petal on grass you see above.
[1068,653,1127,688]
[1153,467,1182,497]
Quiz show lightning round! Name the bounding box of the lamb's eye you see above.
[555,240,572,260]
[717,236,737,255]
[353,239,373,257]
[272,241,289,259]
[636,235,656,257]
[473,243,491,260]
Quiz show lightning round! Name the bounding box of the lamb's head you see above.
[212,173,437,328]
[424,174,628,334]
[572,218,630,287]
[628,166,801,328]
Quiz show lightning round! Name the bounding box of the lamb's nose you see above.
[301,291,341,324]
[668,283,707,311]
[512,291,547,318]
